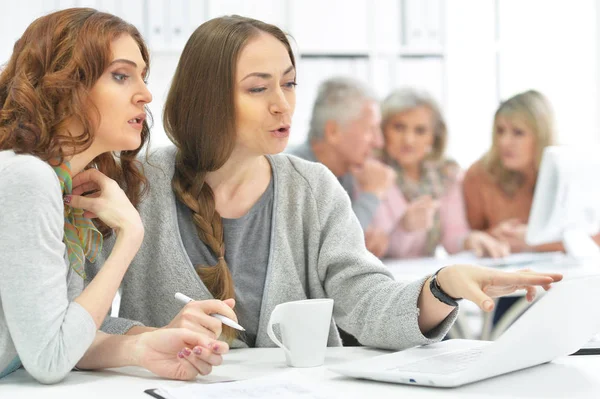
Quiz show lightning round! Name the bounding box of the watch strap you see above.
[429,267,461,307]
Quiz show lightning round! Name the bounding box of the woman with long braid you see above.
[91,15,562,349]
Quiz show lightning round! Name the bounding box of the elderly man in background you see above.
[288,77,395,258]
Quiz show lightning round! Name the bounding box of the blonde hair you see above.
[483,90,557,195]
[380,87,447,162]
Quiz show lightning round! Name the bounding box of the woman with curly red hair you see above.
[0,8,230,384]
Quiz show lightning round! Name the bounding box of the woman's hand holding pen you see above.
[134,328,229,380]
[166,298,239,340]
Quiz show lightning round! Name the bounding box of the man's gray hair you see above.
[308,77,377,141]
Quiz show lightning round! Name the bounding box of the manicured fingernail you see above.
[177,351,184,359]
[211,343,220,352]
[63,195,72,204]
[183,348,191,356]
[484,300,493,311]
[193,347,202,355]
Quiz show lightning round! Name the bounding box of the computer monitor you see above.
[526,146,600,258]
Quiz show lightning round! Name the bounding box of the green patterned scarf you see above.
[52,162,103,278]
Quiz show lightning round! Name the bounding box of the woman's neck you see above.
[64,146,100,175]
[394,156,421,182]
[205,148,271,218]
[521,167,537,188]
[401,163,421,182]
[57,121,100,175]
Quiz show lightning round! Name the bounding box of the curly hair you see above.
[164,15,295,342]
[0,8,150,236]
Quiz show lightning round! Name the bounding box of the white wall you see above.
[497,0,599,147]
[445,0,600,166]
[444,0,497,168]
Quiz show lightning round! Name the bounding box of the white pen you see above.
[174,292,246,331]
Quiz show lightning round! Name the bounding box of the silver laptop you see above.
[330,275,600,387]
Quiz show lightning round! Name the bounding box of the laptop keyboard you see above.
[387,348,484,375]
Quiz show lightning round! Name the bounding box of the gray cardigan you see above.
[88,146,456,349]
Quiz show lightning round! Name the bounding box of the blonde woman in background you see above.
[463,89,600,253]
[369,88,507,259]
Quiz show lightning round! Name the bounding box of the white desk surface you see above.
[2,347,600,399]
[384,251,600,281]
[5,255,596,398]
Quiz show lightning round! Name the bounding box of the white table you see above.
[383,251,598,281]
[2,347,600,399]
[384,252,600,340]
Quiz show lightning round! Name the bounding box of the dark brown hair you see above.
[163,15,295,341]
[0,8,151,236]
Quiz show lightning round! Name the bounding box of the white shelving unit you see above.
[285,0,447,147]
[0,0,447,148]
[130,0,448,149]
[139,0,448,148]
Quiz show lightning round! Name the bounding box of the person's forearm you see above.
[76,331,139,370]
[417,277,455,333]
[533,241,564,253]
[75,228,143,328]
[126,325,158,335]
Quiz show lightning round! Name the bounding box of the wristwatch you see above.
[429,267,461,307]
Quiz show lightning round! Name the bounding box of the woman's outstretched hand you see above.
[437,265,563,312]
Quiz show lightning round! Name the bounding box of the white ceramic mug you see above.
[267,298,334,367]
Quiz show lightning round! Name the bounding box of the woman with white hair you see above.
[369,88,507,259]
[464,89,600,253]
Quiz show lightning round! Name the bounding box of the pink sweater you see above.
[370,177,471,259]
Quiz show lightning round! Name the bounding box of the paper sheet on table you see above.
[158,370,341,399]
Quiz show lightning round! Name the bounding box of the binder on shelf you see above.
[402,0,443,50]
[147,0,167,52]
[57,0,78,9]
[424,0,443,48]
[169,0,189,51]
[117,0,145,37]
[402,0,425,47]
